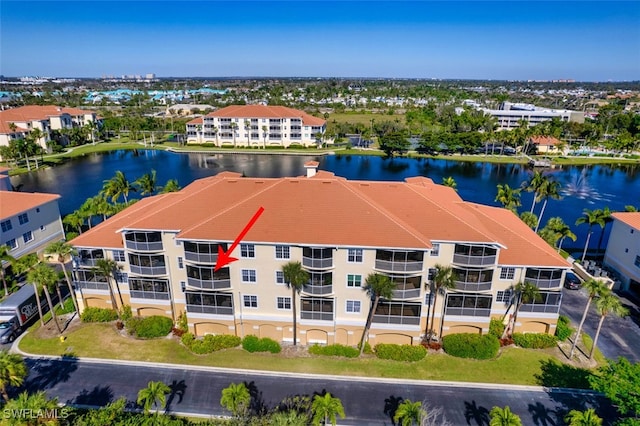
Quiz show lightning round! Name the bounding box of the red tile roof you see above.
[612,212,640,230]
[206,105,325,126]
[0,190,60,219]
[529,136,562,146]
[186,117,203,125]
[0,105,96,134]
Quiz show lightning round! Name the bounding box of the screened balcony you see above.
[77,249,104,267]
[74,269,109,291]
[184,241,228,264]
[186,265,231,290]
[525,268,563,289]
[128,253,166,276]
[519,291,562,314]
[186,292,234,315]
[129,278,170,300]
[302,247,333,269]
[124,231,163,252]
[452,244,497,267]
[372,301,421,325]
[390,275,422,299]
[302,271,333,295]
[444,294,492,317]
[375,250,423,273]
[452,268,493,291]
[300,297,334,321]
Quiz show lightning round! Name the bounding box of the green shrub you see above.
[242,335,282,353]
[120,305,133,322]
[442,333,500,360]
[555,315,573,341]
[80,307,118,323]
[181,332,195,346]
[489,318,505,338]
[309,344,359,358]
[182,333,241,354]
[126,315,173,339]
[374,344,427,362]
[512,333,557,349]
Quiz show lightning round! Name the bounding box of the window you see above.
[115,272,128,283]
[39,225,45,231]
[243,295,258,308]
[500,267,515,280]
[36,208,40,213]
[240,244,255,258]
[430,243,440,256]
[18,213,29,225]
[241,269,257,283]
[1,220,12,232]
[178,257,184,269]
[275,270,285,285]
[277,297,291,310]
[496,290,513,303]
[346,300,361,313]
[347,248,363,263]
[6,238,17,250]
[112,250,125,262]
[275,245,290,259]
[635,256,640,268]
[22,231,33,243]
[425,292,434,306]
[347,274,362,288]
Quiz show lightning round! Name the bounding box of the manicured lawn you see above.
[19,322,593,387]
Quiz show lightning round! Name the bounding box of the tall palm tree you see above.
[262,125,268,148]
[521,171,546,214]
[230,122,239,147]
[509,281,540,336]
[311,392,345,426]
[13,254,44,326]
[534,179,563,232]
[27,263,62,333]
[596,207,612,253]
[212,125,219,147]
[160,179,181,193]
[137,380,171,414]
[564,408,603,426]
[359,273,395,355]
[495,184,521,213]
[393,399,424,426]
[63,211,85,234]
[94,258,123,316]
[220,382,250,418]
[569,279,608,359]
[135,169,157,196]
[442,176,457,191]
[282,261,309,346]
[489,406,522,426]
[589,292,628,360]
[544,217,577,253]
[576,209,605,263]
[427,265,456,340]
[0,245,16,297]
[102,171,136,203]
[244,119,251,146]
[0,351,27,401]
[28,128,44,168]
[44,241,79,313]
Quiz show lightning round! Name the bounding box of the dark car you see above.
[564,272,582,290]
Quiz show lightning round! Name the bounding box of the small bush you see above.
[309,344,359,358]
[374,344,427,362]
[489,318,505,338]
[181,333,241,354]
[242,335,282,354]
[442,333,500,360]
[555,315,574,342]
[80,307,118,323]
[357,341,373,354]
[181,332,195,346]
[126,315,173,339]
[512,333,557,349]
[120,305,133,322]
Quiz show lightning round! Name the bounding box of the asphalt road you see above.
[559,287,640,363]
[22,357,616,425]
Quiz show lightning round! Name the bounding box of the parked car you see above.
[564,272,582,290]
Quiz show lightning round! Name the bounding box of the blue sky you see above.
[1,1,639,81]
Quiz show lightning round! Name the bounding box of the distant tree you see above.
[495,184,521,212]
[596,206,612,253]
[442,176,457,191]
[576,208,605,263]
[102,171,136,203]
[160,179,181,193]
[534,179,563,232]
[542,217,577,253]
[379,131,410,157]
[589,357,640,418]
[63,211,85,234]
[311,392,345,426]
[521,171,546,214]
[230,122,239,147]
[135,169,158,196]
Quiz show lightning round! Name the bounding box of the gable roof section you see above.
[529,136,561,146]
[0,105,95,134]
[612,212,640,230]
[0,191,60,219]
[206,105,325,126]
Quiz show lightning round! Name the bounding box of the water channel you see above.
[10,150,640,255]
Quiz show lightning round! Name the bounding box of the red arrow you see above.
[214,207,265,271]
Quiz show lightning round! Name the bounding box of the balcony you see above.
[392,287,421,299]
[302,283,333,295]
[302,256,333,269]
[76,281,109,291]
[372,314,420,325]
[130,291,169,300]
[184,251,218,264]
[125,240,163,252]
[129,265,167,276]
[375,260,423,273]
[77,257,102,267]
[187,277,231,290]
[452,253,497,266]
[301,311,334,321]
[525,269,563,289]
[186,305,234,315]
[444,307,491,317]
[526,277,562,289]
[453,280,492,292]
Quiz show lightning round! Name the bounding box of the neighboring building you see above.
[186,105,326,147]
[0,168,65,268]
[528,136,564,154]
[604,212,640,297]
[70,165,569,345]
[478,102,584,130]
[0,105,99,152]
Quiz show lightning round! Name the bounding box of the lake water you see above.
[10,150,640,255]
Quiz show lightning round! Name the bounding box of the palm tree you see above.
[509,281,540,336]
[220,382,250,418]
[27,263,62,334]
[63,211,85,234]
[576,209,605,263]
[230,122,239,147]
[495,184,521,212]
[534,179,563,232]
[311,392,345,426]
[393,399,424,426]
[102,171,136,203]
[244,119,251,146]
[212,125,219,146]
[521,171,546,214]
[589,292,628,360]
[544,217,577,253]
[489,406,522,426]
[596,206,612,253]
[160,179,181,193]
[4,390,60,414]
[28,128,44,168]
[359,273,395,355]
[442,176,457,191]
[262,125,268,148]
[44,241,79,313]
[0,351,27,401]
[569,279,608,359]
[427,265,456,340]
[282,261,309,346]
[137,380,171,414]
[135,169,157,196]
[564,408,603,426]
[0,245,16,297]
[519,211,538,229]
[94,258,123,316]
[12,254,43,326]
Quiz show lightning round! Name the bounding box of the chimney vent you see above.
[304,161,319,178]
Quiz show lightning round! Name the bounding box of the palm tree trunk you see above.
[60,264,79,313]
[107,278,121,318]
[33,284,45,326]
[292,287,297,346]
[534,199,548,232]
[44,287,62,333]
[511,298,523,336]
[530,194,537,214]
[569,295,593,358]
[359,296,379,356]
[597,227,606,253]
[581,230,593,262]
[55,282,64,310]
[1,272,8,297]
[429,292,439,337]
[589,315,606,360]
[557,236,565,253]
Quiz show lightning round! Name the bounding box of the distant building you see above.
[528,136,564,154]
[478,102,584,130]
[604,212,640,297]
[186,105,326,147]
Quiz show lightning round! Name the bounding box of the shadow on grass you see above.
[535,359,592,389]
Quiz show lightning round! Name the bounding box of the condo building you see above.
[70,165,569,345]
[604,212,640,297]
[186,105,326,147]
[478,102,584,131]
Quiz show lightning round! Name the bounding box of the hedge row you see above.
[512,333,557,349]
[242,335,282,353]
[442,333,500,360]
[309,344,359,358]
[80,307,118,323]
[126,315,173,339]
[374,344,427,362]
[181,333,242,354]
[488,318,505,338]
[555,315,574,342]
